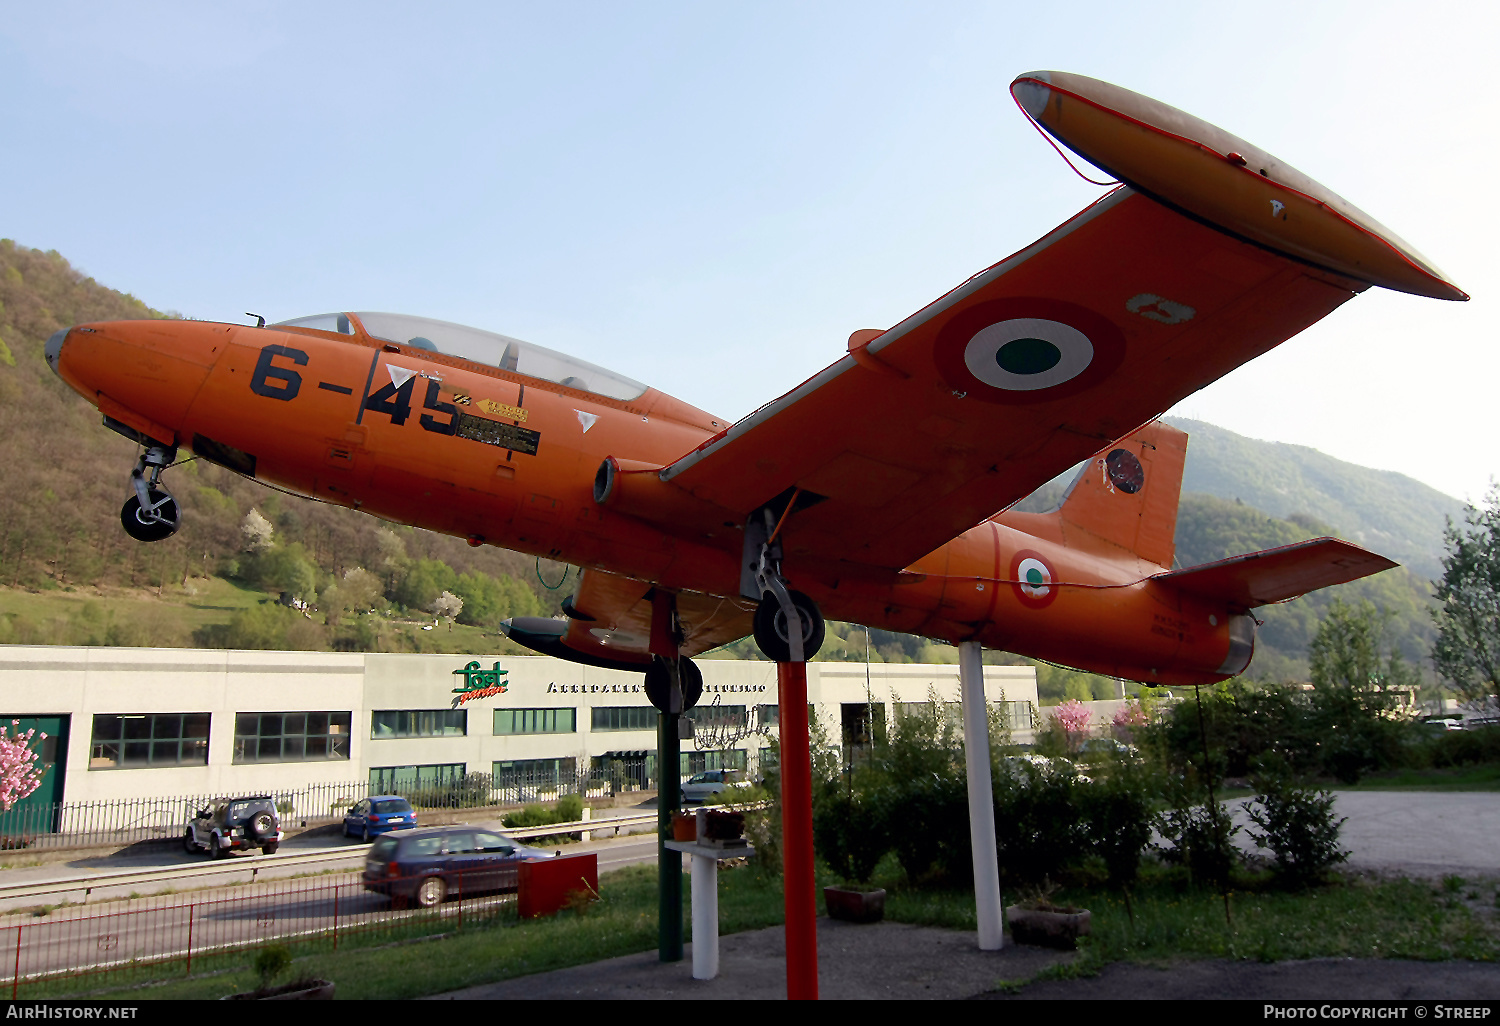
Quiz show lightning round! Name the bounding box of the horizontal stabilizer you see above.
[1156,537,1398,608]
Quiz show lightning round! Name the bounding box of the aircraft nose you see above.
[45,327,70,376]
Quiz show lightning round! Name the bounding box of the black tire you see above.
[643,655,704,712]
[415,876,446,908]
[752,590,825,662]
[248,811,275,840]
[183,830,199,854]
[120,489,180,542]
[362,825,371,844]
[262,843,278,855]
[210,835,228,859]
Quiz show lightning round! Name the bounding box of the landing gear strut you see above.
[120,445,180,543]
[745,515,825,662]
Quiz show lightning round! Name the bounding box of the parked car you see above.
[344,795,418,841]
[680,769,750,804]
[362,825,557,907]
[1076,738,1138,758]
[184,795,283,858]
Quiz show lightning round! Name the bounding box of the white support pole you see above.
[958,640,1004,950]
[690,853,720,979]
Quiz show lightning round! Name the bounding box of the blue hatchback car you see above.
[344,795,418,842]
[362,825,556,907]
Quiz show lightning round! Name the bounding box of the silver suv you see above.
[184,796,284,857]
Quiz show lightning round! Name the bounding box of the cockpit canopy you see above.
[272,312,648,402]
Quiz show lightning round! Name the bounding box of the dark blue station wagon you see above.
[362,825,556,907]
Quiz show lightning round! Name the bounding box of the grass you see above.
[1331,765,1500,791]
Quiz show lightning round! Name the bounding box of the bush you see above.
[813,789,887,885]
[1079,756,1158,892]
[1424,725,1500,768]
[1157,773,1241,889]
[555,792,585,823]
[992,759,1088,885]
[1244,772,1348,888]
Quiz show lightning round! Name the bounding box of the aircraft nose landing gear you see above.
[121,446,181,543]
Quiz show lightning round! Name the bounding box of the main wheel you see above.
[415,876,446,908]
[752,590,825,662]
[643,655,704,712]
[120,488,180,542]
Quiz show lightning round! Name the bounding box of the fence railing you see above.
[0,768,662,853]
[3,866,525,998]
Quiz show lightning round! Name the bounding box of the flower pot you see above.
[671,811,697,842]
[1005,905,1091,950]
[223,979,335,1000]
[823,885,886,924]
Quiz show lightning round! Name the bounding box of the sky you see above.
[2,1,1495,504]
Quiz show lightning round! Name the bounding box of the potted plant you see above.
[823,881,887,923]
[1005,883,1091,950]
[224,944,335,1001]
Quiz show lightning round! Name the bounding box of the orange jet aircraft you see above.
[45,71,1465,691]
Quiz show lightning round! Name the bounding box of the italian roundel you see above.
[934,298,1126,405]
[1010,549,1058,609]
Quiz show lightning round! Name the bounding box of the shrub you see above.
[813,789,888,885]
[1080,756,1158,891]
[1425,724,1500,768]
[253,944,291,993]
[1157,773,1241,889]
[555,792,585,823]
[992,759,1088,885]
[1244,773,1348,888]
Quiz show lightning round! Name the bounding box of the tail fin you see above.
[1055,420,1187,567]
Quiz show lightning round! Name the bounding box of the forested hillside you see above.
[0,240,1453,693]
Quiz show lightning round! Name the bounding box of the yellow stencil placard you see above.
[478,399,528,422]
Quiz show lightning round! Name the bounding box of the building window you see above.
[895,701,962,731]
[235,711,351,763]
[493,708,576,735]
[591,706,657,731]
[89,713,209,770]
[756,704,779,728]
[684,704,747,729]
[682,749,747,776]
[371,709,467,739]
[369,763,466,793]
[493,758,577,787]
[996,700,1035,731]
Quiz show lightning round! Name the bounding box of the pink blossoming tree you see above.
[0,721,48,812]
[1051,699,1092,752]
[1112,698,1150,745]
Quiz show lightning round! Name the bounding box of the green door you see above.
[0,715,69,839]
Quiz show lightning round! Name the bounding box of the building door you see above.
[0,715,70,838]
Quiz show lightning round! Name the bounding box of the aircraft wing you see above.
[1153,538,1399,608]
[658,185,1368,574]
[501,568,756,668]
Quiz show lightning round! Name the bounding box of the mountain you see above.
[1165,417,1466,581]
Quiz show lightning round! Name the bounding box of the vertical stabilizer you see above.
[1056,420,1187,567]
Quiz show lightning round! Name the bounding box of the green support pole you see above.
[658,709,683,962]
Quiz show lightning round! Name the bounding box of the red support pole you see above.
[777,660,818,1000]
[333,885,339,951]
[185,904,194,974]
[12,923,21,999]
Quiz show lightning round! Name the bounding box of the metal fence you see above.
[3,867,524,998]
[0,768,654,852]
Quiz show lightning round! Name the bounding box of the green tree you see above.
[1432,485,1500,708]
[1308,599,1417,782]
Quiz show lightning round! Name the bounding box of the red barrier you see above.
[518,853,600,919]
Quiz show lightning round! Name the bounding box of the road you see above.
[0,830,663,983]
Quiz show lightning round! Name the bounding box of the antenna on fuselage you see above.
[246,312,266,328]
